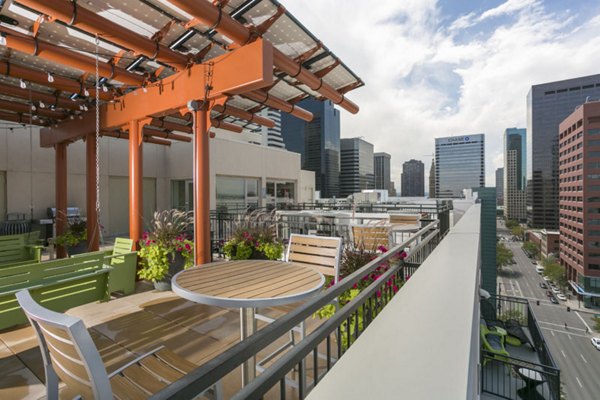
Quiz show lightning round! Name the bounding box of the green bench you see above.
[0,232,43,267]
[0,252,111,331]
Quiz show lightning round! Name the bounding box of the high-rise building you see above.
[401,159,425,197]
[527,74,600,229]
[435,134,485,198]
[340,138,374,197]
[374,152,391,192]
[256,108,285,149]
[496,168,504,206]
[558,100,600,308]
[389,181,397,197]
[428,159,436,198]
[281,99,340,198]
[504,128,527,221]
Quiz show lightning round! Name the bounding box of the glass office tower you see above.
[281,99,340,198]
[340,138,375,197]
[435,134,485,198]
[374,152,391,191]
[527,74,600,229]
[401,159,425,197]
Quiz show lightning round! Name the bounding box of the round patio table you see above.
[171,259,325,386]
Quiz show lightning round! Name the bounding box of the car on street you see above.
[536,265,545,274]
[592,337,600,350]
[550,296,559,304]
[543,276,551,282]
[539,282,547,289]
[552,287,561,294]
[556,293,567,301]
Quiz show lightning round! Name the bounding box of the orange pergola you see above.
[0,0,363,264]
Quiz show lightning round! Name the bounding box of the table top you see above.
[517,367,544,382]
[172,260,325,308]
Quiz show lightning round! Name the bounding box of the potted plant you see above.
[137,209,194,291]
[54,219,88,256]
[223,210,283,260]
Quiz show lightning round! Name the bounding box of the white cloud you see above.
[282,0,600,188]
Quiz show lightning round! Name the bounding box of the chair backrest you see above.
[286,234,342,282]
[112,237,134,256]
[351,224,392,251]
[389,214,419,226]
[15,289,112,400]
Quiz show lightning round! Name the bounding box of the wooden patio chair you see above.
[256,234,342,372]
[16,289,221,400]
[351,224,392,251]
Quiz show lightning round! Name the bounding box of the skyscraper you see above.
[256,108,285,149]
[558,100,600,308]
[496,168,504,206]
[281,99,340,198]
[435,134,485,198]
[504,128,527,221]
[401,159,425,197]
[428,159,436,198]
[527,73,600,229]
[340,138,374,197]
[374,152,391,192]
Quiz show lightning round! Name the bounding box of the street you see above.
[497,221,600,400]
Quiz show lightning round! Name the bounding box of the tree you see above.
[497,242,514,270]
[542,258,568,290]
[511,225,525,240]
[522,241,539,259]
[593,316,600,332]
[505,219,519,229]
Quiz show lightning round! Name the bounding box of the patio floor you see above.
[0,281,325,399]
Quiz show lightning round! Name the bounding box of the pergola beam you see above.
[0,61,111,101]
[0,110,46,126]
[167,0,359,114]
[17,0,189,70]
[244,90,313,122]
[0,82,83,111]
[212,104,275,128]
[0,26,143,85]
[0,98,67,119]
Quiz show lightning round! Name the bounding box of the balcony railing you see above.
[151,220,441,399]
[481,295,560,400]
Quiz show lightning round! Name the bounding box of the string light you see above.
[30,104,36,111]
[47,72,54,83]
[83,88,90,97]
[19,79,26,89]
[69,115,74,120]
[39,101,45,109]
[82,105,88,112]
[101,84,108,92]
[143,86,148,93]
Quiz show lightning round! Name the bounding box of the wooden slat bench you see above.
[0,252,111,331]
[0,232,43,267]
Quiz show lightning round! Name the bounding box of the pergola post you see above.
[85,133,100,251]
[193,104,211,265]
[55,143,68,259]
[128,120,143,249]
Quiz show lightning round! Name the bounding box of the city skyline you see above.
[283,0,600,186]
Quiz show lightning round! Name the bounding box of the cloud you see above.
[282,0,600,190]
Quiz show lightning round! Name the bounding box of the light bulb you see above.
[83,88,90,97]
[69,115,74,120]
[47,72,54,83]
[32,115,38,120]
[78,115,83,120]
[82,105,88,111]
[143,86,148,93]
[79,104,85,111]
[30,104,36,111]
[19,79,26,89]
[102,84,108,93]
[39,101,45,109]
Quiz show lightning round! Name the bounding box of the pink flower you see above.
[185,243,191,251]
[376,290,381,298]
[352,283,358,289]
[378,245,388,252]
[393,285,399,293]
[145,240,151,246]
[406,274,411,281]
[142,232,149,240]
[399,251,408,260]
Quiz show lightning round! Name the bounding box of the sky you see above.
[284,0,600,190]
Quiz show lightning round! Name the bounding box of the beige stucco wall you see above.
[0,125,314,235]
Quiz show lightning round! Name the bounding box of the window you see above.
[216,176,261,211]
[588,264,600,270]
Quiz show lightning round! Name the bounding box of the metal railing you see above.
[151,221,440,400]
[481,295,560,400]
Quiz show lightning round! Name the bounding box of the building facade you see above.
[401,159,425,197]
[373,152,391,192]
[558,101,600,307]
[340,137,374,197]
[281,99,341,198]
[428,159,435,198]
[256,108,285,149]
[435,134,485,198]
[527,73,600,229]
[496,168,504,206]
[504,128,527,221]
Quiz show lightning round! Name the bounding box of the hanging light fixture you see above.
[83,88,90,97]
[30,104,36,111]
[39,101,45,109]
[19,79,26,89]
[47,72,54,83]
[102,84,108,93]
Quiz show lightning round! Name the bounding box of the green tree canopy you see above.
[522,241,539,259]
[541,258,567,290]
[497,242,514,270]
[505,219,519,229]
[511,225,525,240]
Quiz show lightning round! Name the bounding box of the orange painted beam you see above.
[102,130,171,146]
[0,110,46,126]
[0,99,67,119]
[55,143,67,259]
[40,113,94,147]
[128,120,144,248]
[244,90,313,121]
[213,104,275,128]
[151,118,192,134]
[0,61,111,101]
[210,119,243,133]
[102,39,273,129]
[85,133,100,252]
[18,0,189,70]
[143,128,191,142]
[0,26,143,85]
[168,0,360,114]
[0,82,83,111]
